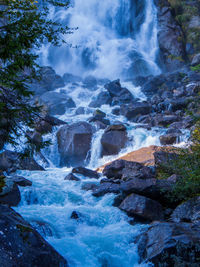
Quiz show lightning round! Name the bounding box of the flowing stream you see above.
[15,0,167,266]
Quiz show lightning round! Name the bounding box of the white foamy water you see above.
[15,169,151,267]
[38,0,161,80]
[13,1,169,266]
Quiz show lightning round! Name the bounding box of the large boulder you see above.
[34,115,67,135]
[103,159,155,180]
[156,3,185,72]
[29,66,65,95]
[89,91,112,108]
[104,80,134,105]
[57,122,94,167]
[159,134,178,145]
[151,114,180,127]
[119,193,164,222]
[72,167,99,179]
[0,175,32,206]
[0,150,44,174]
[121,102,152,121]
[136,221,200,266]
[171,196,200,223]
[0,175,21,206]
[191,53,200,66]
[39,92,76,116]
[101,125,128,156]
[0,205,68,267]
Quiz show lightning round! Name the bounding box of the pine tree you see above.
[0,0,70,152]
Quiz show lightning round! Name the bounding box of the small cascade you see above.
[88,129,104,169]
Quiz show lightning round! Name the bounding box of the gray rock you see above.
[136,221,200,266]
[0,150,44,174]
[104,79,134,105]
[0,176,21,206]
[171,196,200,223]
[63,73,82,83]
[121,102,152,121]
[0,205,68,267]
[159,134,178,145]
[57,122,94,167]
[39,92,76,116]
[64,173,80,181]
[191,53,200,66]
[29,66,65,95]
[89,91,112,108]
[103,159,155,180]
[72,167,99,179]
[83,75,98,90]
[156,4,185,72]
[101,124,128,156]
[119,193,164,222]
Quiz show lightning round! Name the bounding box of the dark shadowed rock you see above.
[101,125,128,156]
[83,75,98,90]
[63,72,82,83]
[0,205,68,267]
[34,115,67,135]
[171,196,200,223]
[10,175,32,187]
[29,66,65,96]
[92,182,121,197]
[0,150,44,174]
[191,53,200,66]
[89,91,112,108]
[119,193,164,222]
[72,167,99,179]
[159,134,178,145]
[103,160,155,180]
[136,221,200,266]
[64,173,80,181]
[121,102,152,121]
[151,114,180,127]
[39,92,76,116]
[81,183,99,191]
[156,3,185,72]
[0,179,20,206]
[57,122,94,167]
[104,79,134,105]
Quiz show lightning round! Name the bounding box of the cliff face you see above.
[155,0,200,71]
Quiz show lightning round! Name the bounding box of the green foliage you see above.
[191,64,200,72]
[0,0,70,152]
[157,122,200,203]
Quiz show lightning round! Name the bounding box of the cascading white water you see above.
[14,1,167,266]
[39,0,161,79]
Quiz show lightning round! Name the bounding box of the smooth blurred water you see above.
[12,1,178,266]
[39,0,161,80]
[15,169,150,267]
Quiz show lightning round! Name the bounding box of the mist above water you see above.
[39,0,161,80]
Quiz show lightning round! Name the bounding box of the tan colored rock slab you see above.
[96,145,163,173]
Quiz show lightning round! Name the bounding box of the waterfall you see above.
[14,1,164,266]
[39,0,161,80]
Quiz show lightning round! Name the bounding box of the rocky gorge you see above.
[0,0,200,266]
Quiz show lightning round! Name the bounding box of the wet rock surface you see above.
[0,150,44,174]
[119,193,164,222]
[0,205,68,267]
[57,121,94,167]
[136,221,200,266]
[101,125,128,156]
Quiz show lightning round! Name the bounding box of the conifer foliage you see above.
[0,0,69,150]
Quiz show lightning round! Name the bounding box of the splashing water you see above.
[14,1,167,266]
[39,0,161,80]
